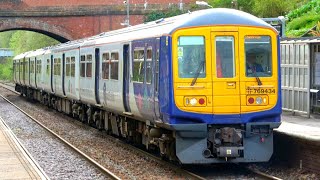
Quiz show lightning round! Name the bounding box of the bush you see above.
[287,14,320,31]
[144,7,183,22]
[287,0,320,21]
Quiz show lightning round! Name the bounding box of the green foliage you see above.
[208,0,254,13]
[286,0,320,37]
[144,7,184,22]
[9,31,59,55]
[252,0,292,17]
[0,31,14,48]
[309,21,320,36]
[0,58,13,81]
[287,14,320,31]
[0,30,59,81]
[287,0,320,21]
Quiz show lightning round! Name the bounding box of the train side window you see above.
[66,57,70,77]
[46,59,50,75]
[57,58,61,75]
[71,57,75,77]
[133,49,145,83]
[30,60,35,73]
[216,36,235,78]
[102,53,110,79]
[80,55,85,77]
[25,61,29,74]
[37,60,41,74]
[54,58,58,75]
[20,62,23,74]
[86,54,92,78]
[146,48,152,84]
[110,52,119,80]
[13,61,15,79]
[177,36,206,78]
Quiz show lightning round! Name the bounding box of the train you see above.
[13,8,281,164]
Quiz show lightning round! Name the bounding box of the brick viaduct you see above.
[0,0,195,42]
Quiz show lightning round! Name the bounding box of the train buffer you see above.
[0,116,48,180]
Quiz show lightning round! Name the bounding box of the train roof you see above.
[25,48,48,58]
[92,8,275,46]
[15,8,276,57]
[13,51,31,60]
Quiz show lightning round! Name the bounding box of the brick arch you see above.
[0,18,74,42]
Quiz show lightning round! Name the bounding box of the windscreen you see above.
[245,36,272,77]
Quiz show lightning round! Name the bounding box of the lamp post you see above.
[195,1,213,8]
[121,0,130,27]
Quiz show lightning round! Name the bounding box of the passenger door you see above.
[211,31,240,114]
[123,44,131,113]
[95,48,101,105]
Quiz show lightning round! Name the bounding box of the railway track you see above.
[0,82,282,180]
[0,87,121,180]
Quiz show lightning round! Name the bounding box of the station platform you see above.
[277,112,320,141]
[0,116,47,180]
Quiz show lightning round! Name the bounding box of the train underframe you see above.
[16,84,280,164]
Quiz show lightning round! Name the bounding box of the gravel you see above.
[1,85,294,180]
[0,95,108,179]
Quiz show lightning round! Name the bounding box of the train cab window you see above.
[66,57,71,76]
[71,57,75,77]
[80,55,85,77]
[36,60,41,74]
[102,53,110,79]
[86,55,92,78]
[216,36,235,78]
[177,36,206,78]
[133,49,145,83]
[110,52,119,80]
[46,59,50,75]
[146,48,152,84]
[245,36,272,77]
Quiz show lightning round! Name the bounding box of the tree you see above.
[0,31,14,48]
[9,31,59,55]
[252,0,292,17]
[208,0,255,14]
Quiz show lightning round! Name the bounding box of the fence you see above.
[280,39,310,116]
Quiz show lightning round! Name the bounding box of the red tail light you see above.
[248,97,254,104]
[199,98,205,105]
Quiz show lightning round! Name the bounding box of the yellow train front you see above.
[164,9,281,163]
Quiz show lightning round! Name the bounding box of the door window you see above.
[216,36,235,78]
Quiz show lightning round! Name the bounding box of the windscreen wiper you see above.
[190,61,205,86]
[253,72,263,86]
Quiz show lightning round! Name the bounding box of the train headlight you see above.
[190,98,198,106]
[256,97,263,105]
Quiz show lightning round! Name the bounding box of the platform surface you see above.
[0,116,47,180]
[277,112,320,141]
